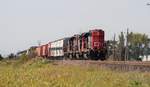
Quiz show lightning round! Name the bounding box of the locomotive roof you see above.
[48,37,69,43]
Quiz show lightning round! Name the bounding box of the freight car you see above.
[36,44,48,58]
[35,29,106,60]
[48,38,69,59]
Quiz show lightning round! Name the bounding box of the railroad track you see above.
[54,60,150,72]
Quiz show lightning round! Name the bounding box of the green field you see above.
[0,58,150,87]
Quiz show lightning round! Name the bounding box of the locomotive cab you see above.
[89,30,106,60]
[80,29,106,60]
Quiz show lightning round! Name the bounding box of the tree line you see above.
[107,30,149,61]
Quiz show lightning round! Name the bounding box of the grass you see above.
[0,58,150,87]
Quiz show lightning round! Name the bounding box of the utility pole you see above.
[113,34,116,61]
[125,28,129,61]
[119,32,125,61]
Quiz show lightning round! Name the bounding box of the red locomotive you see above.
[64,29,106,60]
[35,29,106,60]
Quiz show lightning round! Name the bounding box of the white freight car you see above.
[50,39,64,57]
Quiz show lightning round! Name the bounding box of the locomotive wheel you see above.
[89,51,94,59]
[69,54,73,59]
[64,54,68,60]
[89,51,99,60]
[83,53,88,60]
[76,54,80,59]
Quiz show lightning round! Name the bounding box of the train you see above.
[25,29,107,60]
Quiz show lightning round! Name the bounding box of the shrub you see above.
[0,54,3,61]
[18,53,30,64]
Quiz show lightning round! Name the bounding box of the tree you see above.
[8,53,15,59]
[128,32,148,46]
[127,32,149,60]
[118,32,125,61]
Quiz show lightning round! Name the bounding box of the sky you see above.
[0,0,150,56]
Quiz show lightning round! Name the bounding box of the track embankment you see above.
[53,60,150,72]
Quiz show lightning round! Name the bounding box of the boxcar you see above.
[41,44,48,58]
[36,46,42,57]
[48,38,68,59]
